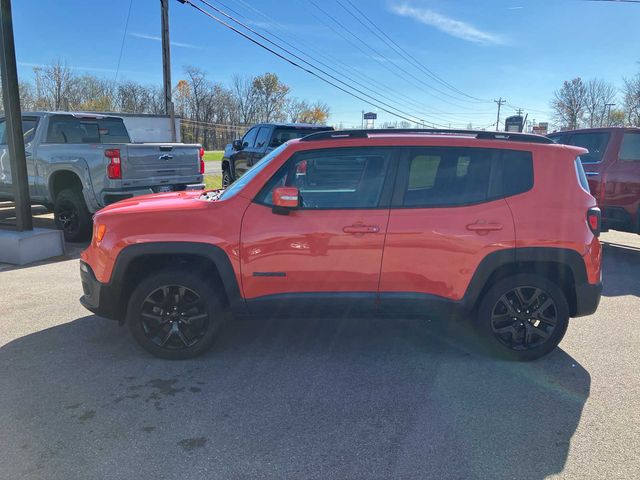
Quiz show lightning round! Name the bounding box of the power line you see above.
[336,0,490,103]
[211,0,453,122]
[193,0,443,126]
[219,0,494,124]
[178,0,445,126]
[306,0,482,111]
[114,0,134,83]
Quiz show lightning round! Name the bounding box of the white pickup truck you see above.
[0,111,204,241]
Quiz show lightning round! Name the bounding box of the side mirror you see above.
[272,187,299,214]
[232,139,243,151]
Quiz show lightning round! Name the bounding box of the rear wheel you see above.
[477,274,569,361]
[53,188,92,242]
[127,268,227,359]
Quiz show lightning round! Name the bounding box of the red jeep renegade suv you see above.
[79,129,602,361]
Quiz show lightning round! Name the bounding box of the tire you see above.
[222,168,233,188]
[53,188,92,242]
[476,274,570,361]
[127,268,227,360]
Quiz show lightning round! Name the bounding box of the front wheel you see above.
[127,268,227,359]
[222,168,233,188]
[476,274,570,361]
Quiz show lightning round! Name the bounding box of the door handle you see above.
[343,224,380,234]
[466,221,503,232]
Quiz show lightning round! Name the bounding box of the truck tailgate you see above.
[122,144,200,180]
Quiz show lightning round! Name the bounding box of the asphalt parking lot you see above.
[1,220,639,479]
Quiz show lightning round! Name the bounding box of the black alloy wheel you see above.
[140,285,209,350]
[477,274,570,361]
[490,286,558,351]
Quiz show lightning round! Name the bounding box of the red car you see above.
[548,127,640,234]
[80,129,602,361]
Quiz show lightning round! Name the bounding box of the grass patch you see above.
[204,150,224,162]
[204,174,222,190]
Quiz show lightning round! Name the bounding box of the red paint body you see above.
[81,135,601,306]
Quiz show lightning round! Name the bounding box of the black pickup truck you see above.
[222,123,333,186]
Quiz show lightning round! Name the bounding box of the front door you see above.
[240,146,396,315]
[232,126,259,178]
[380,146,522,313]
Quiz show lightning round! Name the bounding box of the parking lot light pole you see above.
[161,0,177,142]
[0,0,32,231]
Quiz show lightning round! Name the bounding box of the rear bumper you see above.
[79,261,121,321]
[573,281,602,317]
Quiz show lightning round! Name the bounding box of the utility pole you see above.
[0,0,32,231]
[603,103,615,127]
[161,0,177,142]
[494,98,506,131]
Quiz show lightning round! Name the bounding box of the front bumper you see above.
[79,261,121,321]
[573,281,603,317]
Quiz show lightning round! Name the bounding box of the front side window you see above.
[399,147,532,207]
[242,127,259,149]
[619,132,640,161]
[258,148,392,209]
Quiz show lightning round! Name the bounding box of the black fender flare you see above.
[108,241,245,317]
[461,247,588,311]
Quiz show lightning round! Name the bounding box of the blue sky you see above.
[11,0,640,128]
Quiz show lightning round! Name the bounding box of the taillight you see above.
[587,207,601,237]
[199,147,205,174]
[105,148,122,179]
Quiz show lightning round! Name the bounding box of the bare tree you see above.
[231,74,258,125]
[253,73,289,122]
[585,79,617,127]
[623,73,640,126]
[552,77,588,130]
[33,60,78,110]
[285,97,309,122]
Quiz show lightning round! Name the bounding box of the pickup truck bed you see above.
[0,111,204,241]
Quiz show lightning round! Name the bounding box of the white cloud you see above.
[507,6,524,10]
[129,32,200,49]
[390,3,505,45]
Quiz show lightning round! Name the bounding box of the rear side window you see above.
[0,117,40,144]
[254,127,271,149]
[619,132,640,161]
[568,132,610,163]
[399,147,532,208]
[270,128,331,147]
[258,147,392,209]
[46,115,130,144]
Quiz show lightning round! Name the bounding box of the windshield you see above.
[219,142,289,200]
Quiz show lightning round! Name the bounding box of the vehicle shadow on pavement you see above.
[0,314,589,480]
[601,241,640,297]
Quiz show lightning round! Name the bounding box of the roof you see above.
[253,122,333,129]
[299,128,554,145]
[21,111,123,119]
[548,126,640,134]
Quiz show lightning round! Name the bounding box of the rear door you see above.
[249,126,272,168]
[240,146,396,315]
[601,131,640,230]
[379,147,522,312]
[0,116,40,198]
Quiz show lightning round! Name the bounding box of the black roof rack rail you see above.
[299,128,554,144]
